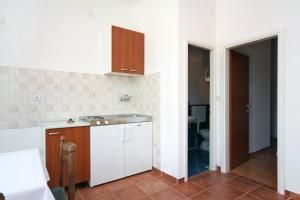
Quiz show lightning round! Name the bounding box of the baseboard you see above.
[285,190,300,200]
[152,167,184,183]
[249,146,274,156]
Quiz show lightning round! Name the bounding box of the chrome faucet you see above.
[120,94,132,102]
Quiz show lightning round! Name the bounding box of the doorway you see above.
[187,45,210,177]
[229,38,278,188]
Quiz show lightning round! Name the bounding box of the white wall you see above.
[0,127,43,153]
[0,0,138,74]
[178,0,216,178]
[216,0,300,193]
[3,0,300,194]
[0,0,179,175]
[131,0,180,177]
[236,40,271,153]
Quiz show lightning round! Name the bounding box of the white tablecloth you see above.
[0,149,55,200]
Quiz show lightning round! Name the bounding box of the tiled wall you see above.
[0,66,161,168]
[135,73,160,169]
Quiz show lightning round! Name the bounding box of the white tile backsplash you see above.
[0,82,9,98]
[0,66,161,168]
[0,67,9,82]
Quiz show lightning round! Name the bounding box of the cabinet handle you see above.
[48,132,60,136]
[125,126,131,142]
[130,69,137,72]
[121,68,128,71]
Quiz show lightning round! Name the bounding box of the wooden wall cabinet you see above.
[110,26,144,75]
[46,126,90,188]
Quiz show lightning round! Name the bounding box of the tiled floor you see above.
[76,169,288,200]
[188,148,209,177]
[231,146,277,188]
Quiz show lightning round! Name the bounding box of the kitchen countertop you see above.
[42,114,153,129]
[42,120,90,129]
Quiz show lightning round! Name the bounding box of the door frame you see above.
[222,30,285,194]
[183,40,217,181]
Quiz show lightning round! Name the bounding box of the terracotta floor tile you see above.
[137,178,169,194]
[250,186,286,200]
[223,176,260,193]
[79,185,111,198]
[76,168,285,200]
[157,174,178,185]
[147,169,162,178]
[231,147,277,188]
[238,194,260,200]
[171,182,205,197]
[112,185,147,200]
[237,175,265,186]
[136,196,155,200]
[208,184,244,200]
[106,179,132,192]
[191,171,235,188]
[127,172,156,183]
[191,191,223,200]
[84,192,117,200]
[151,188,186,200]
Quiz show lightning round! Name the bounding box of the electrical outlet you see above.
[32,95,41,102]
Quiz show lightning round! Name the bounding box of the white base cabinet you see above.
[125,122,152,177]
[90,122,152,187]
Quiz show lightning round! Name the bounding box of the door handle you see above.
[121,67,128,71]
[125,133,131,142]
[130,69,137,72]
[125,125,131,142]
[48,132,60,136]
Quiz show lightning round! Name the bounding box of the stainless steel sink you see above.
[80,114,152,126]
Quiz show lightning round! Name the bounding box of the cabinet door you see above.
[130,31,144,75]
[90,125,125,186]
[112,26,131,73]
[125,122,152,176]
[46,127,90,188]
[46,128,65,188]
[112,26,144,75]
[63,127,90,185]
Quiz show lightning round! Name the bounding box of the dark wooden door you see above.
[229,50,249,170]
[46,127,90,188]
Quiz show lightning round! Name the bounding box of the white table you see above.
[0,149,55,200]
